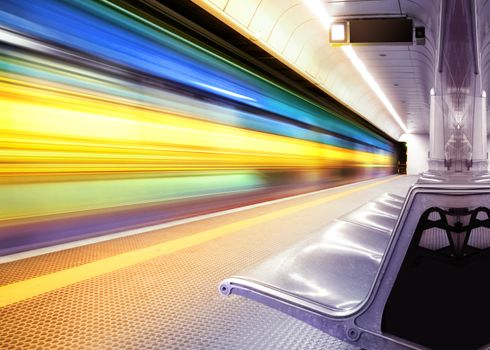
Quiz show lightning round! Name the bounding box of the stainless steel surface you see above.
[230,219,391,315]
[221,191,404,318]
[341,201,400,233]
[374,193,405,209]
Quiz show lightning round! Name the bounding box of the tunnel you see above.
[1,1,490,349]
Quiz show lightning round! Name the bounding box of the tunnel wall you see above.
[400,133,429,174]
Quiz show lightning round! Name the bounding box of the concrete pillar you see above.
[428,89,446,171]
[472,91,488,171]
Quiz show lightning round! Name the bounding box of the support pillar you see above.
[472,91,488,171]
[428,90,446,171]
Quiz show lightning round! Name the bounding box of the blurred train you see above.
[0,0,397,254]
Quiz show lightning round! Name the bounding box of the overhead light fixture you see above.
[342,45,408,133]
[329,22,348,43]
[327,18,414,45]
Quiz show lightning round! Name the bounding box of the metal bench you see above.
[219,176,490,350]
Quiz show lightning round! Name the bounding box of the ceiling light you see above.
[329,22,348,43]
[342,45,408,133]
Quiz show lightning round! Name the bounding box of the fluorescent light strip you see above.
[304,0,332,31]
[342,46,408,133]
[303,0,408,134]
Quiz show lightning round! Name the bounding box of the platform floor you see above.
[0,175,417,350]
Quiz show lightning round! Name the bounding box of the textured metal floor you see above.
[0,175,416,349]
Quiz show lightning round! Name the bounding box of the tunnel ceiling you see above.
[193,0,442,140]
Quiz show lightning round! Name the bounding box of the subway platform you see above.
[0,175,416,350]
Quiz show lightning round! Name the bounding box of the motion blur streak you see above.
[0,0,397,254]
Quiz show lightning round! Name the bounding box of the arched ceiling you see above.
[193,0,442,141]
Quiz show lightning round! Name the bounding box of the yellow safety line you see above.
[0,176,400,307]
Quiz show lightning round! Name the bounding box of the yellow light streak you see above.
[0,78,392,174]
